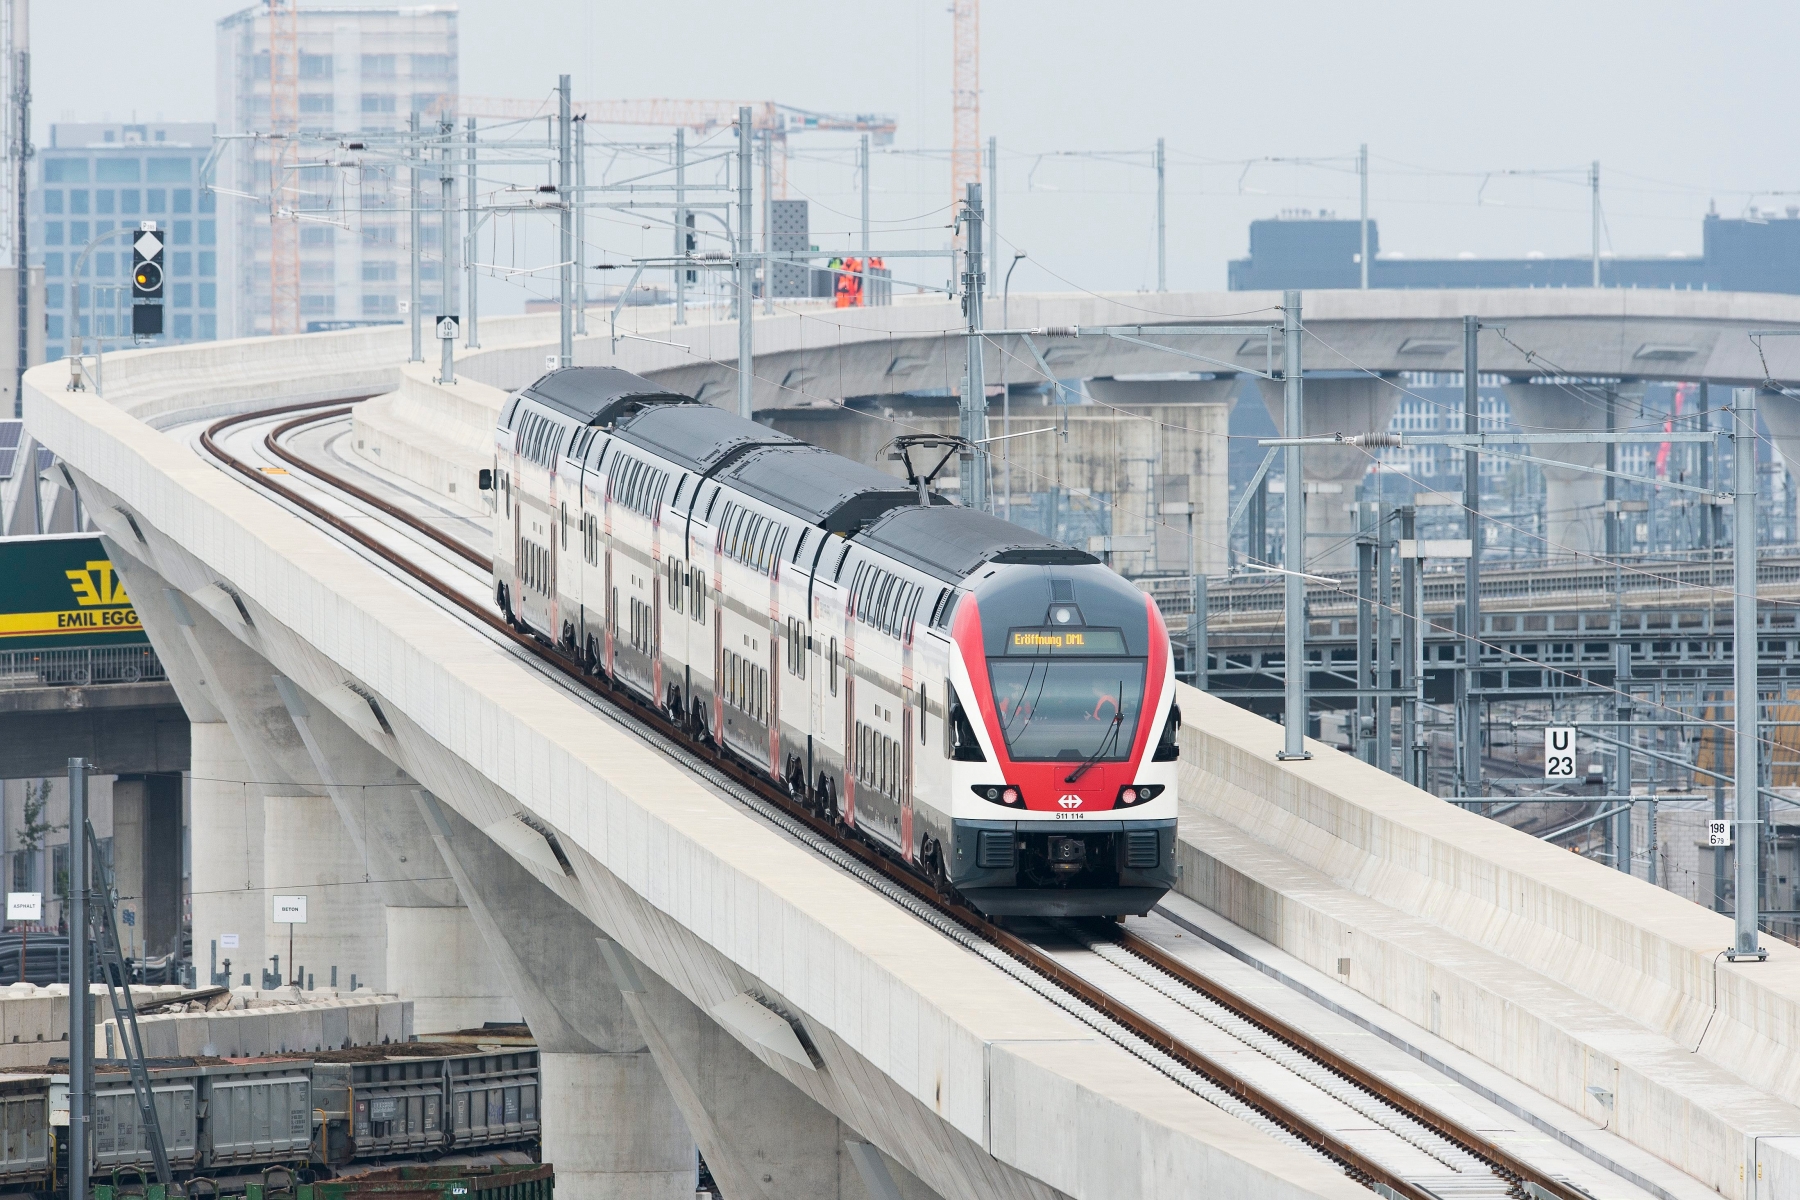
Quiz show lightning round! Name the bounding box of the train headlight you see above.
[1117,784,1165,806]
[1052,606,1076,625]
[974,785,1026,807]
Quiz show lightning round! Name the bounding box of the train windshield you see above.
[988,659,1146,762]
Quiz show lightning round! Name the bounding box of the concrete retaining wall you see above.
[351,363,503,505]
[1172,682,1800,1198]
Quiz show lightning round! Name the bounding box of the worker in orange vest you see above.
[836,257,865,308]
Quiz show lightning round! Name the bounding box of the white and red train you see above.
[486,367,1179,917]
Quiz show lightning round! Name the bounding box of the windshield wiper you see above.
[1064,684,1124,783]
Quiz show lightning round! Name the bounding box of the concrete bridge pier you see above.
[418,791,944,1200]
[1255,376,1401,573]
[597,937,945,1200]
[413,791,701,1199]
[1501,382,1608,559]
[111,545,511,1020]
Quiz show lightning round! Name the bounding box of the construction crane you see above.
[458,96,896,197]
[265,0,300,335]
[950,0,979,209]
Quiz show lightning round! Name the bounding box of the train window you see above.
[829,638,839,696]
[946,682,985,761]
[875,576,896,632]
[691,573,706,624]
[834,539,855,581]
[792,528,809,563]
[756,522,775,573]
[918,683,927,744]
[854,570,867,621]
[610,586,619,635]
[560,503,569,549]
[726,508,745,559]
[704,486,721,522]
[786,618,807,679]
[672,475,687,506]
[930,588,959,631]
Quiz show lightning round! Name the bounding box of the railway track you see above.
[196,396,1606,1200]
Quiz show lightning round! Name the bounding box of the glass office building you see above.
[32,122,218,362]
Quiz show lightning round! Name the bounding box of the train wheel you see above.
[816,775,840,825]
[496,581,513,624]
[923,837,951,895]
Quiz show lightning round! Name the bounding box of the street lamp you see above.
[1002,251,1027,519]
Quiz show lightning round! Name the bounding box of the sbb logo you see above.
[1058,794,1082,809]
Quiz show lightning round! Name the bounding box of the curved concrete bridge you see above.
[23,288,1800,1200]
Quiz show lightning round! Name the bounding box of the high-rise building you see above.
[32,122,217,363]
[215,5,458,338]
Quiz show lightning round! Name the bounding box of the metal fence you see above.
[0,645,166,688]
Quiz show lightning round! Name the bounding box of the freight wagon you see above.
[0,1044,539,1193]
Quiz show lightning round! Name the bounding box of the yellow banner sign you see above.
[0,607,142,638]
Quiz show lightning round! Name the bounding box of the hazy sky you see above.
[32,1,1800,304]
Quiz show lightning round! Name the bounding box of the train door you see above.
[810,608,825,791]
[900,705,914,862]
[603,532,615,678]
[652,554,663,705]
[767,552,781,778]
[712,574,725,744]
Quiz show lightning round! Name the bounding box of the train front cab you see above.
[939,562,1180,917]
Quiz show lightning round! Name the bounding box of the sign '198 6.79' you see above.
[1544,727,1577,779]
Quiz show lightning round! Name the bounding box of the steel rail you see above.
[1114,928,1574,1200]
[199,397,1590,1200]
[261,407,492,573]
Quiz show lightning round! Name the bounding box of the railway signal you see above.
[131,226,164,299]
[131,222,165,338]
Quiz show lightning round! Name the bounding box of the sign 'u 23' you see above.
[1544,726,1577,779]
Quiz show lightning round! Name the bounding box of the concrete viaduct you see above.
[22,288,1800,1200]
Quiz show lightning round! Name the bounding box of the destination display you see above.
[0,535,147,649]
[1005,627,1128,655]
